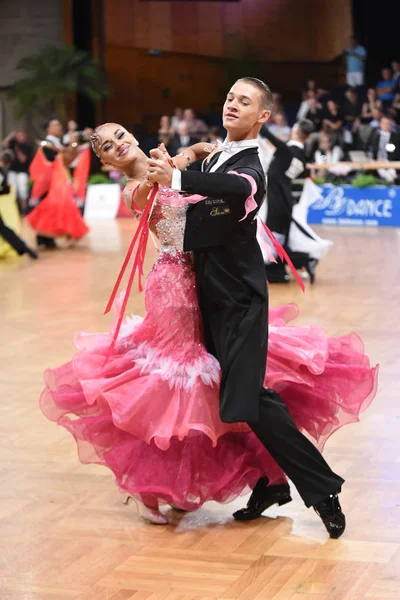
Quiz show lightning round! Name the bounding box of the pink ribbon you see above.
[103,183,159,363]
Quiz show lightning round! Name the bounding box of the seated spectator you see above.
[183,108,208,140]
[342,88,362,143]
[305,96,324,131]
[391,91,400,122]
[369,115,400,160]
[303,79,317,96]
[370,107,384,128]
[297,90,318,121]
[158,132,177,157]
[158,115,175,138]
[267,113,291,142]
[391,60,400,85]
[322,100,344,134]
[314,132,344,164]
[171,108,183,131]
[376,68,397,108]
[361,89,382,123]
[169,121,199,154]
[343,88,361,122]
[207,126,224,146]
[269,93,286,124]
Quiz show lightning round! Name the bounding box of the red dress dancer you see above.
[40,185,378,524]
[26,147,90,241]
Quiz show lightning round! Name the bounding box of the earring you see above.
[135,140,139,146]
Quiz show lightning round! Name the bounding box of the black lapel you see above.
[204,152,222,172]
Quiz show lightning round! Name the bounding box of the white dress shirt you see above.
[171,138,259,191]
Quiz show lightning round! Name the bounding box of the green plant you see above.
[88,174,113,185]
[351,173,377,188]
[312,175,326,186]
[8,46,109,129]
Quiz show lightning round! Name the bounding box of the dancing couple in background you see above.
[40,78,378,538]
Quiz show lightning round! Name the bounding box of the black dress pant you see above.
[195,244,344,509]
[0,216,29,255]
[247,389,344,507]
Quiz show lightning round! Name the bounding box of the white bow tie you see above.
[219,141,257,154]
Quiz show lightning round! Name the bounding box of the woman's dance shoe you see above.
[123,496,169,525]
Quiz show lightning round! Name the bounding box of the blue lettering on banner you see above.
[308,185,400,227]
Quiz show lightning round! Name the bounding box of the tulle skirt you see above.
[26,184,89,240]
[40,295,378,509]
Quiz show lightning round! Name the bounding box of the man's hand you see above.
[147,147,174,186]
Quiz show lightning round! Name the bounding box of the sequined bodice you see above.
[151,187,187,253]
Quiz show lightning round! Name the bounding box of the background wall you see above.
[104,0,352,62]
[102,0,352,130]
[0,0,63,136]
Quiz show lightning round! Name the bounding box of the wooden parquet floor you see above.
[0,220,399,600]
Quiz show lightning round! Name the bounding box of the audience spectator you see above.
[297,90,318,121]
[171,107,183,131]
[344,37,367,87]
[376,68,397,107]
[207,126,224,145]
[269,93,286,124]
[391,91,400,122]
[361,89,382,123]
[169,121,198,154]
[369,115,400,160]
[370,107,384,129]
[322,100,343,134]
[267,113,291,142]
[314,132,344,165]
[305,96,324,131]
[158,115,175,138]
[391,60,400,84]
[183,108,208,140]
[1,129,33,211]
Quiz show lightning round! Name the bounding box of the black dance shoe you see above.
[305,258,318,285]
[233,480,292,521]
[265,263,290,284]
[313,494,346,539]
[24,246,38,259]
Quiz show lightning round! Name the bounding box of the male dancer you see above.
[147,78,345,538]
[262,119,319,284]
[0,162,37,259]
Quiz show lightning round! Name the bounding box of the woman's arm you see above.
[123,178,153,214]
[171,142,217,169]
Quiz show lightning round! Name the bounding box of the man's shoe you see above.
[265,263,290,284]
[313,494,346,539]
[306,258,318,284]
[233,481,292,521]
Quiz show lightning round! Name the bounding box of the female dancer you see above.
[40,123,377,527]
[26,144,89,245]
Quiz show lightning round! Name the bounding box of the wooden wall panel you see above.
[104,0,352,62]
[103,46,345,132]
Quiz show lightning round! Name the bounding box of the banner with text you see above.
[307,185,400,227]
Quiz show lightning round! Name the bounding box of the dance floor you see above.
[1,220,399,599]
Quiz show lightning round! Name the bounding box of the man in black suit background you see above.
[369,116,400,161]
[147,78,346,539]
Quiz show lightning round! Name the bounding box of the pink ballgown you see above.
[40,187,378,511]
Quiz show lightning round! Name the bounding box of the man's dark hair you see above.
[297,119,314,140]
[237,77,273,110]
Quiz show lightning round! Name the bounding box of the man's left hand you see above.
[147,148,173,186]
